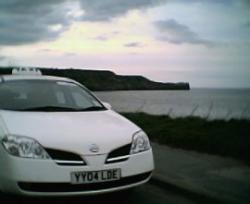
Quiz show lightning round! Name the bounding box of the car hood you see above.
[0,110,140,155]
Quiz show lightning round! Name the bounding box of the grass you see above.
[121,112,250,163]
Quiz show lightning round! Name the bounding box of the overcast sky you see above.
[0,0,250,88]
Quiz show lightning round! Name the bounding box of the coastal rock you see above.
[0,67,190,91]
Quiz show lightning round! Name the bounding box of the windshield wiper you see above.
[13,106,106,112]
[77,106,106,111]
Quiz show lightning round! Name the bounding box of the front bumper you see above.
[0,148,154,196]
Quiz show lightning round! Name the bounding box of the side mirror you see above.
[102,102,112,110]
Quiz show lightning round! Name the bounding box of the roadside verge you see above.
[149,143,250,204]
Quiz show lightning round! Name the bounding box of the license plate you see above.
[71,169,121,184]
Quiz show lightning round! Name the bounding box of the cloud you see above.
[64,52,77,57]
[0,0,72,45]
[154,19,213,46]
[38,49,53,53]
[238,0,250,7]
[3,0,243,47]
[0,0,166,45]
[78,0,166,21]
[168,0,250,7]
[243,21,250,28]
[0,55,6,61]
[124,42,144,47]
[92,31,120,41]
[93,35,109,41]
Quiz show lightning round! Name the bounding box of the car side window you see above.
[55,91,66,105]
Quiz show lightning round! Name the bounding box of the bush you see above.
[122,112,250,163]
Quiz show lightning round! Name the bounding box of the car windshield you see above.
[0,80,105,112]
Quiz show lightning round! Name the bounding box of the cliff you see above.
[0,67,190,91]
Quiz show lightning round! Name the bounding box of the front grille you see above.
[106,143,131,164]
[18,172,152,193]
[45,148,86,166]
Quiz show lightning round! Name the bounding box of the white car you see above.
[0,69,154,196]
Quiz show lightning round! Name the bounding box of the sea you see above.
[95,89,250,120]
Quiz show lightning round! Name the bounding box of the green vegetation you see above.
[0,67,190,91]
[122,112,250,163]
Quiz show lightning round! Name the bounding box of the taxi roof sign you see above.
[12,67,42,75]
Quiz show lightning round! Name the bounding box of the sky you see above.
[0,0,250,88]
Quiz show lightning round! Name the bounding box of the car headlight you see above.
[1,135,50,159]
[130,131,151,154]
